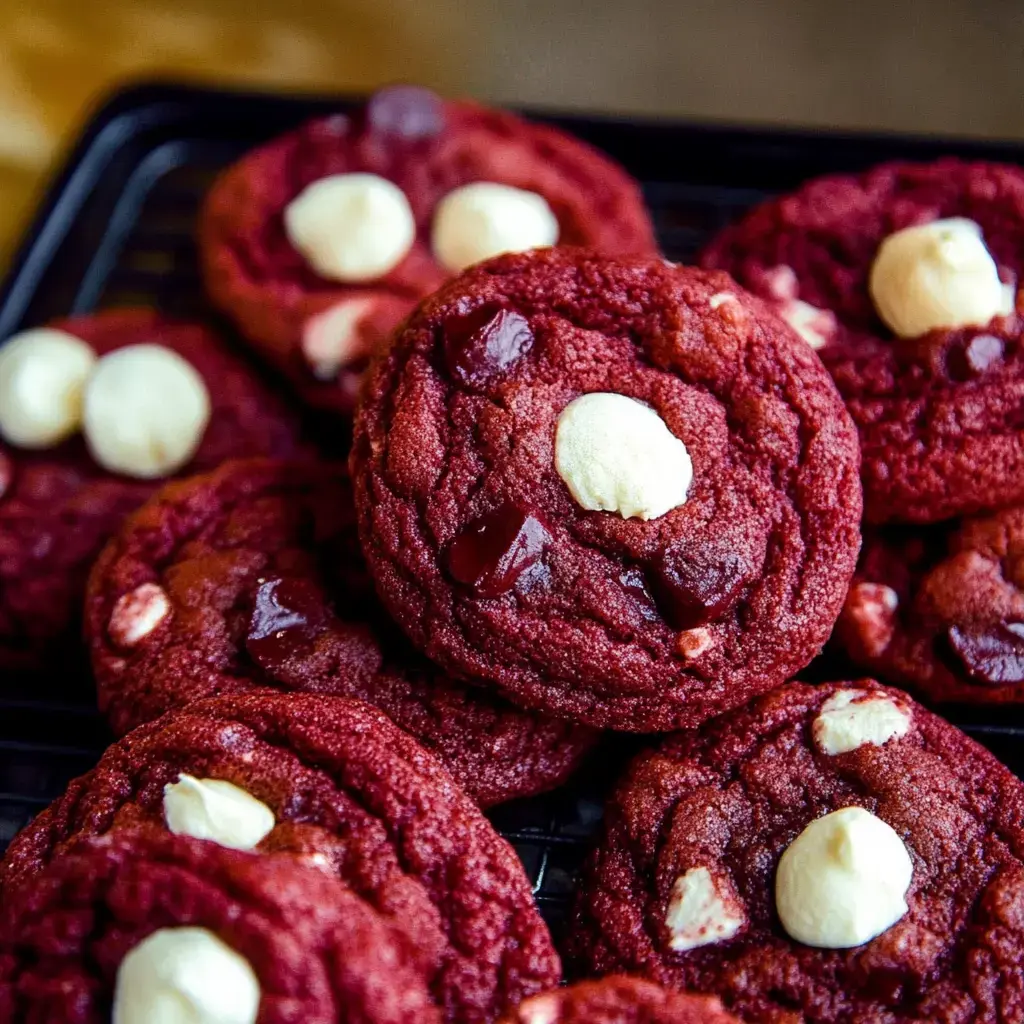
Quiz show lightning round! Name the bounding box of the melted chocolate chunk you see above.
[649,546,748,630]
[618,567,659,621]
[948,621,1024,685]
[443,305,534,389]
[246,576,330,671]
[447,503,551,598]
[365,85,445,141]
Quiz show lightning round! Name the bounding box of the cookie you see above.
[701,159,1024,523]
[0,310,305,676]
[568,680,1024,1023]
[836,507,1024,704]
[1,693,561,1023]
[0,828,439,1024]
[350,248,862,731]
[84,457,598,806]
[199,85,658,415]
[500,978,740,1024]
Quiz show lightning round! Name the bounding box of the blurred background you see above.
[2,0,1023,266]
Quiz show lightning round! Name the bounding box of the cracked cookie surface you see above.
[85,457,597,806]
[0,828,439,1024]
[0,310,304,676]
[351,248,862,731]
[200,88,658,415]
[568,680,1024,1023]
[1,693,560,1024]
[837,507,1024,704]
[701,160,1024,524]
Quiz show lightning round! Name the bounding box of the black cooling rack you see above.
[3,81,1024,930]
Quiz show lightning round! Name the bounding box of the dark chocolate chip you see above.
[948,621,1024,686]
[649,546,748,630]
[618,567,659,622]
[365,85,445,141]
[447,503,551,598]
[443,305,534,389]
[246,576,330,671]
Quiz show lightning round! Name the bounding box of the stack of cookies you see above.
[2,86,1024,1023]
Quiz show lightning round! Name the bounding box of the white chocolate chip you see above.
[432,182,559,272]
[300,851,334,873]
[775,806,912,949]
[843,582,899,658]
[163,774,276,851]
[779,298,837,350]
[869,218,1016,338]
[0,328,96,448]
[665,866,746,951]
[677,627,714,660]
[284,173,415,283]
[113,927,260,1024]
[83,345,211,479]
[302,297,376,380]
[759,266,837,349]
[709,292,736,309]
[813,689,911,756]
[555,393,692,521]
[764,265,799,301]
[514,994,560,1024]
[108,583,171,648]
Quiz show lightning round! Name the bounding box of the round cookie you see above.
[350,248,862,731]
[0,310,305,676]
[837,507,1024,704]
[1,693,561,1024]
[0,828,439,1024]
[84,457,598,806]
[500,978,740,1024]
[199,86,658,415]
[568,680,1024,1023]
[700,159,1024,524]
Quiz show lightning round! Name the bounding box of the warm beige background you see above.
[2,0,1024,266]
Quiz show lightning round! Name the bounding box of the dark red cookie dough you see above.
[1,693,560,1024]
[0,310,305,676]
[836,507,1024,704]
[199,86,659,415]
[0,828,439,1024]
[500,978,740,1024]
[351,248,862,731]
[568,680,1024,1023]
[701,159,1024,524]
[84,457,597,806]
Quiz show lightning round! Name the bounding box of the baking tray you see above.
[3,81,1024,933]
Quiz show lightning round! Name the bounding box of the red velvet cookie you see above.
[568,680,1024,1023]
[701,159,1024,523]
[836,508,1024,704]
[1,693,561,1024]
[199,86,658,415]
[0,310,304,676]
[84,458,597,806]
[350,248,862,731]
[500,978,739,1024]
[0,828,439,1024]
